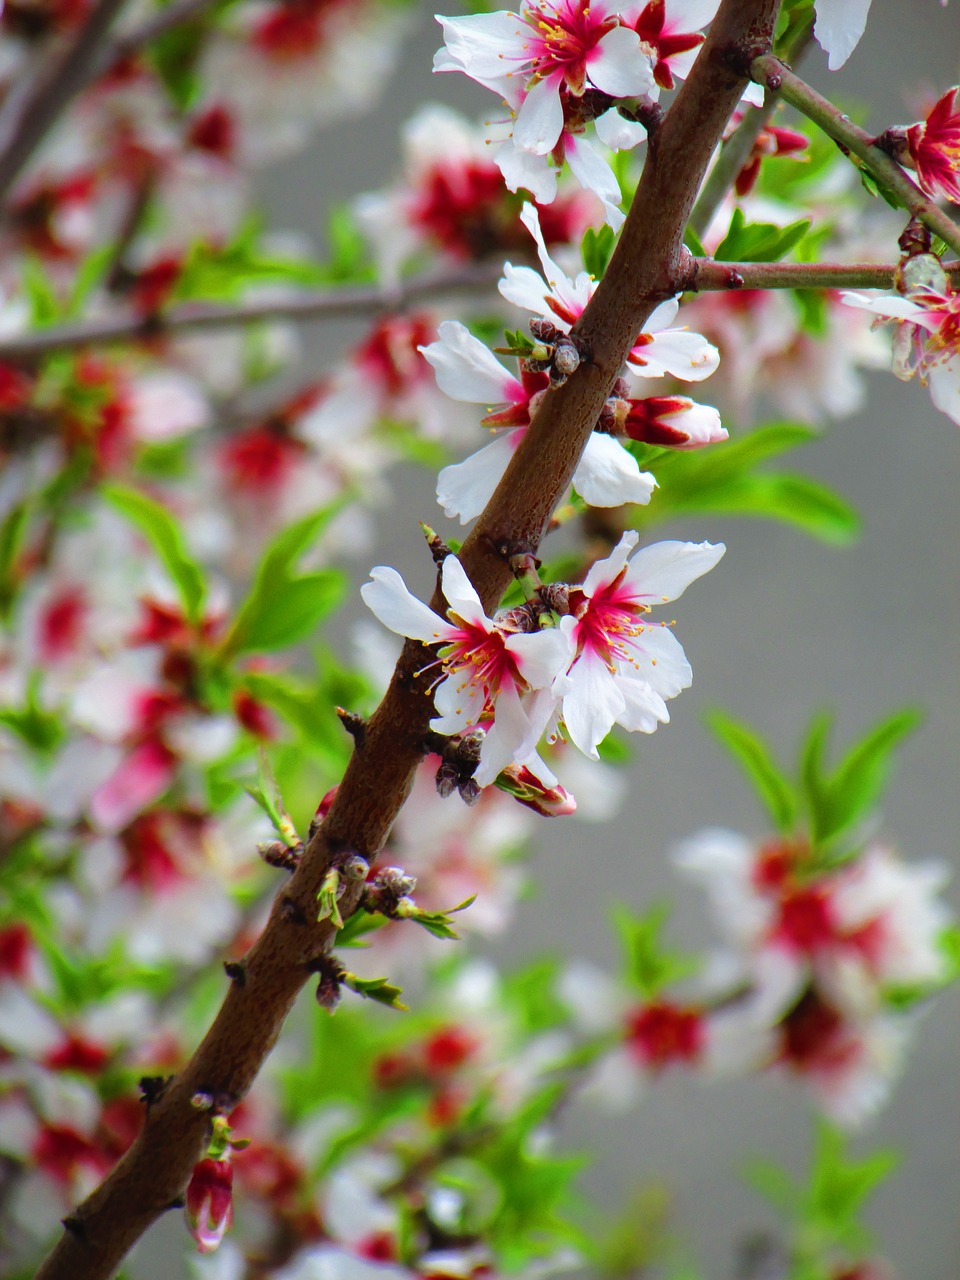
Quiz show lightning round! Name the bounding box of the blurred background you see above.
[132,1,960,1275]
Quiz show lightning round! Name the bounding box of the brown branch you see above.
[689,258,960,291]
[33,2,781,1277]
[0,0,131,209]
[0,260,510,361]
[752,54,960,259]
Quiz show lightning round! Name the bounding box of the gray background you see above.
[142,2,960,1276]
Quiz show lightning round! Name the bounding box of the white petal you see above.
[420,321,517,404]
[361,567,452,643]
[588,25,656,97]
[582,530,640,598]
[431,671,488,734]
[440,554,487,626]
[628,623,692,699]
[927,355,960,425]
[563,649,625,758]
[645,297,680,330]
[624,539,726,603]
[434,12,529,80]
[740,81,765,108]
[594,107,647,152]
[496,139,559,203]
[840,290,922,321]
[616,673,670,734]
[437,432,521,524]
[632,329,720,381]
[574,432,656,506]
[513,73,565,155]
[565,134,625,230]
[505,626,573,689]
[474,682,533,784]
[813,0,873,69]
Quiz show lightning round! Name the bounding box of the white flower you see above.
[557,531,725,757]
[422,320,656,522]
[813,0,873,70]
[361,555,572,783]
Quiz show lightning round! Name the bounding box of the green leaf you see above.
[683,224,707,258]
[809,1122,898,1238]
[581,224,617,278]
[0,672,64,754]
[705,710,797,830]
[103,484,206,622]
[335,908,386,948]
[242,756,300,846]
[816,709,922,842]
[613,904,697,997]
[714,208,811,262]
[222,506,347,657]
[0,500,29,617]
[342,972,408,1010]
[317,868,344,930]
[394,895,476,940]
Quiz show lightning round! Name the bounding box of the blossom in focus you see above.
[616,392,726,448]
[902,86,960,203]
[619,0,717,90]
[186,1156,234,1253]
[842,280,960,425]
[501,204,720,381]
[360,554,572,783]
[556,531,725,758]
[434,2,656,157]
[420,320,656,522]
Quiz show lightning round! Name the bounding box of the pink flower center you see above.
[523,1,617,93]
[625,1000,704,1068]
[441,620,522,709]
[572,570,652,670]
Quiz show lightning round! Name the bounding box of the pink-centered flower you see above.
[361,555,572,783]
[842,278,960,425]
[620,0,717,90]
[434,2,656,157]
[556,530,725,757]
[501,203,720,381]
[421,320,656,522]
[904,86,960,203]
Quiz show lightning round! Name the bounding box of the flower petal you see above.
[361,566,453,643]
[437,431,522,524]
[573,432,656,507]
[420,321,519,404]
[623,539,726,603]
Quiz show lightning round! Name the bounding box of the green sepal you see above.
[317,868,344,930]
[394,895,476,940]
[341,971,408,1010]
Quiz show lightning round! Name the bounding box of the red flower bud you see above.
[185,1156,234,1254]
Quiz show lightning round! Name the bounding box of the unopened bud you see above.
[342,854,370,882]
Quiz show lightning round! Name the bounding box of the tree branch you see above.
[0,0,131,210]
[689,258,960,291]
[34,2,781,1276]
[752,54,960,259]
[0,261,510,361]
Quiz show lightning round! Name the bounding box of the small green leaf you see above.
[714,208,811,263]
[0,672,64,754]
[809,1121,898,1237]
[705,710,797,831]
[394,895,476,940]
[581,225,616,278]
[613,904,697,997]
[242,755,300,846]
[342,971,407,1010]
[816,709,922,841]
[103,484,206,622]
[317,867,344,930]
[335,909,386,948]
[223,506,347,657]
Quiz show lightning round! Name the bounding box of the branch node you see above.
[62,1213,87,1240]
[335,706,368,748]
[280,894,308,925]
[138,1074,173,1108]
[421,522,452,566]
[190,1089,236,1115]
[258,839,303,873]
[223,960,247,987]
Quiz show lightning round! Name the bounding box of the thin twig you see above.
[0,260,511,361]
[752,54,960,259]
[689,258,960,291]
[0,0,131,209]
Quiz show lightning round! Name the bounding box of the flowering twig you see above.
[752,54,960,259]
[0,261,508,361]
[34,2,779,1277]
[0,0,131,209]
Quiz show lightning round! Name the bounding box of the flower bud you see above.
[495,764,577,816]
[185,1156,233,1254]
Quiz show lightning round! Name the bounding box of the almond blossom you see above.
[360,554,572,784]
[892,86,960,204]
[421,320,656,523]
[555,530,725,757]
[434,2,656,158]
[501,203,720,381]
[842,275,960,425]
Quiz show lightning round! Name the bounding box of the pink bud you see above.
[496,763,577,816]
[623,396,727,450]
[185,1156,234,1254]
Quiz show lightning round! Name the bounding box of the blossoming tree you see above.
[0,1,958,1279]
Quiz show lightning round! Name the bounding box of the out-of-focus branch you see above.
[752,54,960,259]
[34,2,781,1277]
[0,260,509,360]
[95,0,222,73]
[0,0,130,209]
